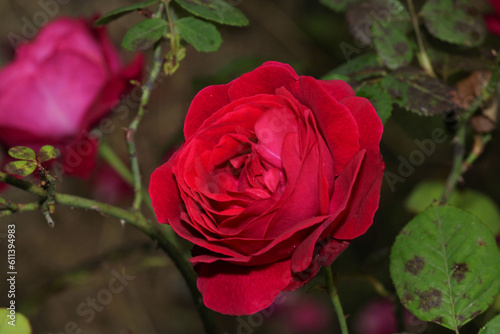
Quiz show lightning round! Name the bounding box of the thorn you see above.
[42,210,55,228]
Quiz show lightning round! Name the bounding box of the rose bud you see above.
[0,17,143,178]
[149,61,385,315]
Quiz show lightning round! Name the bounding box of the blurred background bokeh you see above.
[0,0,499,333]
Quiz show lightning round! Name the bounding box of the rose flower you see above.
[0,17,143,178]
[150,61,384,315]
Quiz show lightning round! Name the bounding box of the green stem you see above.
[0,201,39,217]
[98,143,152,210]
[98,143,133,184]
[324,266,349,334]
[441,125,466,203]
[126,3,165,211]
[407,0,436,77]
[98,142,178,246]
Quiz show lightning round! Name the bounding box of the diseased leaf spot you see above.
[432,316,444,324]
[405,255,425,276]
[417,288,442,311]
[451,262,469,283]
[402,291,415,304]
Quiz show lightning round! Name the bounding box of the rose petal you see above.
[290,77,360,174]
[287,238,350,291]
[184,84,231,140]
[197,259,292,315]
[149,151,183,225]
[290,150,365,273]
[227,61,299,101]
[318,80,355,102]
[332,148,384,239]
[340,96,383,151]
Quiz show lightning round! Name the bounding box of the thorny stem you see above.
[407,0,436,77]
[126,2,165,211]
[0,171,219,334]
[324,266,349,334]
[98,143,178,246]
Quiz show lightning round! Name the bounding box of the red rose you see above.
[149,61,384,315]
[485,0,500,35]
[0,17,143,178]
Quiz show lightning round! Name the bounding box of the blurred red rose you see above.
[485,0,500,35]
[149,61,384,315]
[0,17,143,178]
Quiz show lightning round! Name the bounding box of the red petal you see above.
[332,148,384,239]
[340,96,383,151]
[149,152,183,225]
[333,96,384,240]
[318,80,355,102]
[227,61,299,101]
[184,84,231,140]
[290,77,360,174]
[290,150,364,273]
[287,239,350,291]
[197,259,291,315]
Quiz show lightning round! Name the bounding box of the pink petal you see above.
[197,259,292,315]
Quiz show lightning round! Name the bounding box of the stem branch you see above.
[126,3,165,211]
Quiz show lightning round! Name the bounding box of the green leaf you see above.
[390,204,500,331]
[319,0,360,12]
[94,0,160,26]
[420,0,486,47]
[8,146,35,161]
[37,145,60,163]
[322,53,385,82]
[479,314,500,334]
[406,180,500,236]
[0,309,32,334]
[176,17,222,52]
[356,82,392,125]
[174,0,248,26]
[122,18,167,51]
[4,160,37,177]
[372,24,413,70]
[381,67,458,116]
[346,0,410,45]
